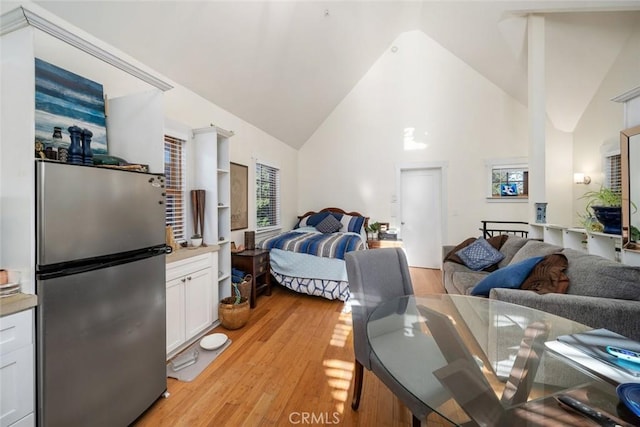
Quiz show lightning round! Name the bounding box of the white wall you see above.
[299,30,532,244]
[163,87,298,245]
[572,25,640,225]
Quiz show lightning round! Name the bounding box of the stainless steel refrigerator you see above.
[35,160,167,426]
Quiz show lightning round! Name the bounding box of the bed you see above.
[256,207,369,301]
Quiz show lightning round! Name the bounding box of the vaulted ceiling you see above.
[21,1,640,149]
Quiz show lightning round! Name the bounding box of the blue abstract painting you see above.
[35,58,107,154]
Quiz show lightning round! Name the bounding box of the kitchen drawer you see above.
[166,253,212,281]
[0,310,32,356]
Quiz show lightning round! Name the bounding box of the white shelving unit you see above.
[192,126,234,302]
[563,228,588,253]
[528,223,544,240]
[543,224,564,246]
[622,248,640,266]
[529,223,622,262]
[217,129,233,300]
[587,231,621,261]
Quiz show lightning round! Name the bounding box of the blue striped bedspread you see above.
[259,230,365,260]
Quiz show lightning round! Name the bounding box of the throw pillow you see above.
[315,214,343,233]
[520,253,570,294]
[470,256,545,297]
[456,238,506,271]
[444,235,508,271]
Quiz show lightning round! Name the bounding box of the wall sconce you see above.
[574,173,591,184]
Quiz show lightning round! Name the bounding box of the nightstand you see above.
[231,249,271,308]
[367,239,403,249]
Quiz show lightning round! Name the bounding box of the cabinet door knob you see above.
[181,278,186,283]
[187,276,192,281]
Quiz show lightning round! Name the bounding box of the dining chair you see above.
[345,248,430,427]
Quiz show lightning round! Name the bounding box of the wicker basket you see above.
[237,275,252,300]
[219,296,250,330]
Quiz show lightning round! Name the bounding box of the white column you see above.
[528,14,546,222]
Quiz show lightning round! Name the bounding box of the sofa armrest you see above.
[489,288,640,341]
[442,245,456,261]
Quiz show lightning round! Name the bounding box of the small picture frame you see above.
[379,222,390,232]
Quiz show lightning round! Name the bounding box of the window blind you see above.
[605,154,622,193]
[256,162,280,229]
[164,135,186,240]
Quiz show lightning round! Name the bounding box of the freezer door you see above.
[36,161,165,265]
[36,255,166,427]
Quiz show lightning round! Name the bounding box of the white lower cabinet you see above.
[0,309,35,427]
[166,252,218,357]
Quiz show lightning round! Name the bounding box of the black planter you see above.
[592,206,622,235]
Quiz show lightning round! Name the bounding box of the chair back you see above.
[345,248,414,370]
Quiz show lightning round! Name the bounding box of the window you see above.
[164,135,186,240]
[491,166,529,198]
[256,162,280,229]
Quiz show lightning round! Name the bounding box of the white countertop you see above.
[166,244,220,264]
[0,293,38,317]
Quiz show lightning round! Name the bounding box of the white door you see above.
[400,168,443,268]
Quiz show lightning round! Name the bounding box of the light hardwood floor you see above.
[135,268,450,427]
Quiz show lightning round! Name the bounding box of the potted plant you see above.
[190,233,203,248]
[579,187,637,235]
[218,277,251,330]
[366,221,381,240]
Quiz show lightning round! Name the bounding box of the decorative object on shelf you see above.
[67,125,83,164]
[0,270,21,297]
[219,280,250,330]
[230,162,248,230]
[244,231,255,250]
[92,154,128,166]
[34,141,46,159]
[190,235,202,248]
[81,128,93,165]
[190,189,206,246]
[592,207,622,234]
[535,202,547,224]
[44,146,57,160]
[35,58,108,155]
[165,225,178,252]
[58,147,68,163]
[52,126,63,140]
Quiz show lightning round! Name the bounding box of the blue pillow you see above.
[456,238,505,271]
[315,214,343,233]
[470,256,545,297]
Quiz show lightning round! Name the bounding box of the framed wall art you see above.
[230,162,248,230]
[35,58,107,159]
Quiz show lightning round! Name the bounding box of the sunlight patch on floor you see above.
[323,358,354,416]
[330,309,353,347]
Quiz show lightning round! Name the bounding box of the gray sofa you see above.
[442,236,640,341]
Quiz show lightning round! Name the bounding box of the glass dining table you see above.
[366,294,639,426]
